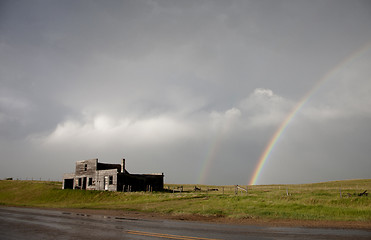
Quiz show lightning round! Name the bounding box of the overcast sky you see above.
[1,0,371,185]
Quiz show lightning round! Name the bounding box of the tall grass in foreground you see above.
[0,179,370,222]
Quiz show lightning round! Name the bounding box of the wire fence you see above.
[2,177,61,182]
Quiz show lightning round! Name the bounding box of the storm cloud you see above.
[1,0,371,184]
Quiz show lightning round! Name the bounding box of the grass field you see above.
[0,179,370,222]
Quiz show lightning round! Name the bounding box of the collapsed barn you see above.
[62,158,164,192]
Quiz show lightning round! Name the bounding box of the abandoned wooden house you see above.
[62,158,164,192]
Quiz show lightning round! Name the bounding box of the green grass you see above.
[0,179,370,222]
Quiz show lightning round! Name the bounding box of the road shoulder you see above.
[16,206,370,230]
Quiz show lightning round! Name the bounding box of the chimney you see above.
[121,158,126,173]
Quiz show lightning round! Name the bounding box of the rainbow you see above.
[198,108,240,184]
[198,130,223,184]
[249,42,371,185]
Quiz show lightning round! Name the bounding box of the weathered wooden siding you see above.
[95,169,118,191]
[75,159,98,176]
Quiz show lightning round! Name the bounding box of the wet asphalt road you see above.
[0,207,370,240]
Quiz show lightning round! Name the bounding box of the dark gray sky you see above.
[1,0,371,185]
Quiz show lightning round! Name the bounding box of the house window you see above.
[109,176,113,185]
[78,178,82,186]
[84,164,87,171]
[88,178,93,186]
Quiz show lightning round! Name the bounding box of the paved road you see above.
[0,207,370,240]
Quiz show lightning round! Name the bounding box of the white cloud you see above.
[209,107,241,132]
[42,113,195,147]
[238,88,294,128]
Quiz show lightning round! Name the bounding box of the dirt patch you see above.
[43,207,371,230]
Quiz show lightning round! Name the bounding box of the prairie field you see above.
[0,179,370,222]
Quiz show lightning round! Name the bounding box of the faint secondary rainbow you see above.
[198,110,239,184]
[198,130,223,184]
[249,42,371,186]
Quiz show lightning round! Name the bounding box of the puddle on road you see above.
[115,217,140,221]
